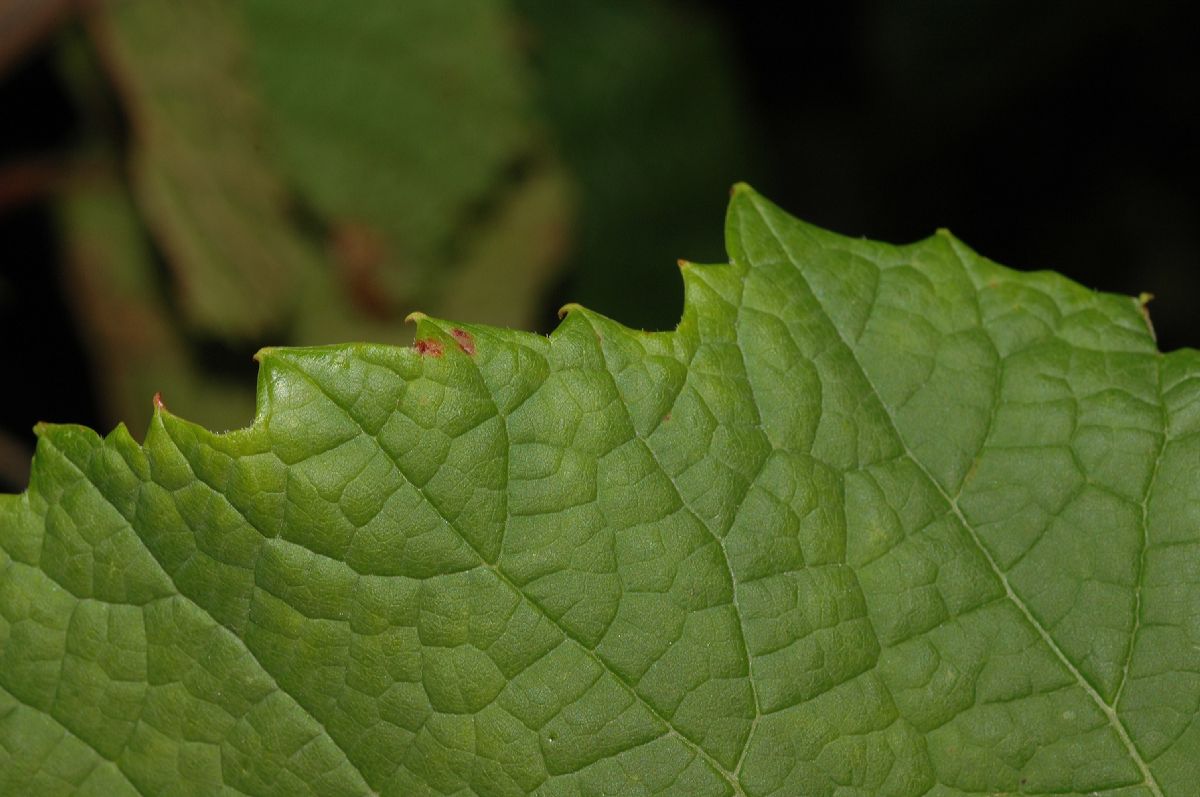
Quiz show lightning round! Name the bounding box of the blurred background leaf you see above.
[1,0,1198,492]
[514,0,755,331]
[0,0,752,459]
[92,0,571,341]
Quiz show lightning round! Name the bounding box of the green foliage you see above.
[49,0,746,439]
[3,188,1195,795]
[513,0,754,330]
[93,0,566,338]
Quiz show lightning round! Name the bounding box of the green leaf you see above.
[512,0,756,331]
[55,2,573,436]
[57,161,260,438]
[90,0,569,338]
[2,187,1196,795]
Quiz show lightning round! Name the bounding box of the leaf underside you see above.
[3,187,1198,796]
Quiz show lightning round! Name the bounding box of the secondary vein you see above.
[748,194,1163,797]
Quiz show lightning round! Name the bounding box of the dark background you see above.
[2,0,1199,490]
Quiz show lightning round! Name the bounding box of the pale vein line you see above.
[280,359,746,797]
[45,434,374,795]
[1114,358,1167,710]
[574,311,763,775]
[748,194,1164,797]
[681,270,773,776]
[0,682,151,797]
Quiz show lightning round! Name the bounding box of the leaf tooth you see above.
[557,302,585,319]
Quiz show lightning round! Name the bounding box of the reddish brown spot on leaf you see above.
[414,339,443,357]
[663,413,671,423]
[451,328,476,355]
[153,392,167,411]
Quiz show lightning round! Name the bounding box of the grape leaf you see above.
[512,0,756,331]
[55,2,571,436]
[2,187,1196,795]
[89,0,568,338]
[58,161,260,438]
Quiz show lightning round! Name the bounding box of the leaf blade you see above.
[4,187,1199,794]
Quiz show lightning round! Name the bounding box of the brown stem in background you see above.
[0,0,76,77]
[0,157,65,211]
[0,427,31,492]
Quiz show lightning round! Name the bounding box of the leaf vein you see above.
[277,357,747,796]
[747,193,1164,797]
[46,431,374,795]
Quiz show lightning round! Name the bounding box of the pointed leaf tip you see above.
[729,181,754,198]
[253,346,276,364]
[557,302,584,319]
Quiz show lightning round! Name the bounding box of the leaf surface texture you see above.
[2,188,1195,796]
